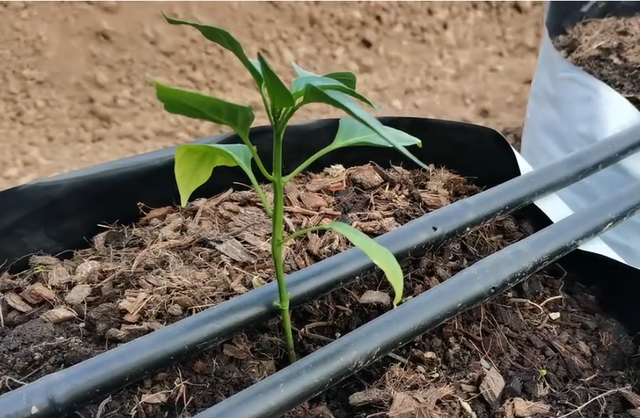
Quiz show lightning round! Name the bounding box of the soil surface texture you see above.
[554,15,640,110]
[0,1,544,189]
[2,164,639,418]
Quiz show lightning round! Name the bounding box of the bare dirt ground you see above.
[0,1,544,190]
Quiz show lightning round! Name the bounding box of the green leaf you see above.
[324,71,357,89]
[301,86,429,169]
[291,62,317,78]
[291,75,376,108]
[155,81,255,140]
[257,53,295,110]
[292,63,357,89]
[174,143,256,207]
[162,13,263,87]
[290,62,374,108]
[331,117,421,150]
[319,222,404,307]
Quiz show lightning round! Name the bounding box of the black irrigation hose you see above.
[195,182,640,418]
[2,124,640,418]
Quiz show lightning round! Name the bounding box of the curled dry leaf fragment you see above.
[41,307,76,324]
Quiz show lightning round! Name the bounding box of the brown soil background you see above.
[0,1,544,190]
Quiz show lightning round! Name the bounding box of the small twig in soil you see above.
[2,375,28,390]
[94,396,113,418]
[509,298,545,314]
[0,301,4,327]
[557,386,631,418]
[540,295,563,307]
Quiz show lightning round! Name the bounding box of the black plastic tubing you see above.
[2,123,640,418]
[195,183,640,418]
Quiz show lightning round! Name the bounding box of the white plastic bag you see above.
[521,1,640,269]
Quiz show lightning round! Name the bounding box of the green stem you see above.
[282,225,327,244]
[249,180,273,218]
[282,145,334,184]
[271,121,297,364]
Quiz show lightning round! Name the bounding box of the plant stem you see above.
[271,121,297,363]
[282,225,326,244]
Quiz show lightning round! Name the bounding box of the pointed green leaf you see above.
[331,117,421,150]
[292,63,357,89]
[291,62,316,78]
[324,71,357,89]
[257,53,295,110]
[163,14,263,87]
[155,81,255,140]
[319,222,404,306]
[174,143,256,207]
[249,59,262,75]
[290,62,373,108]
[302,86,429,169]
[291,75,376,108]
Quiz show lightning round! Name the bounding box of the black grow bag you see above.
[1,116,640,418]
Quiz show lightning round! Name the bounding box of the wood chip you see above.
[299,192,327,210]
[65,284,92,305]
[74,260,102,284]
[506,398,550,417]
[577,341,591,356]
[123,313,141,323]
[348,388,391,406]
[47,264,73,287]
[167,304,183,316]
[420,191,450,210]
[4,292,32,312]
[350,165,384,189]
[621,390,640,408]
[629,409,640,418]
[29,255,61,267]
[222,342,252,360]
[20,283,56,304]
[215,239,256,264]
[140,392,168,404]
[141,206,173,224]
[309,405,336,418]
[118,292,149,315]
[480,366,505,406]
[41,307,76,324]
[173,295,195,309]
[359,290,392,307]
[388,392,419,418]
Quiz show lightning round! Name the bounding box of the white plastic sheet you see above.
[517,5,640,269]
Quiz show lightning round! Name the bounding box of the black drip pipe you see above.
[195,181,640,418]
[2,123,640,418]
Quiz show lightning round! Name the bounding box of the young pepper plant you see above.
[154,14,430,363]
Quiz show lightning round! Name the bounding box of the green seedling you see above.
[154,13,429,363]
